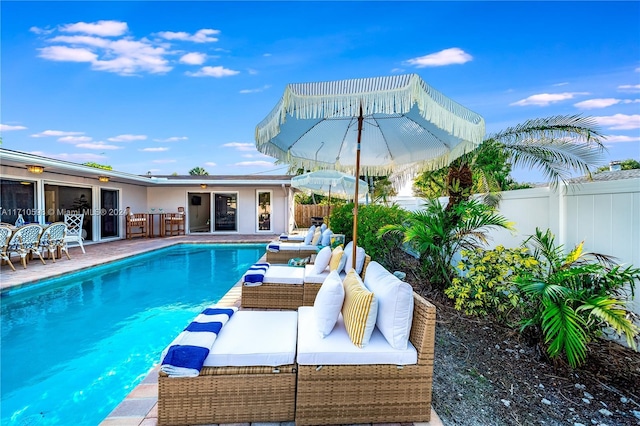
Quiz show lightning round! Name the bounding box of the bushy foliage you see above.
[379,199,514,289]
[329,203,409,269]
[515,228,640,368]
[445,246,538,323]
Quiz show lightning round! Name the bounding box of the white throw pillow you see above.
[320,228,333,246]
[363,261,414,350]
[303,225,316,245]
[343,246,366,275]
[313,270,345,338]
[313,246,332,274]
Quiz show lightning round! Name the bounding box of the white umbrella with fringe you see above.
[256,73,485,267]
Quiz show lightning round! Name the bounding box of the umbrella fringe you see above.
[256,74,485,147]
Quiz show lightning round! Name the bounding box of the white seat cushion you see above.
[204,311,298,367]
[269,241,318,251]
[297,307,417,365]
[304,264,347,284]
[263,265,304,285]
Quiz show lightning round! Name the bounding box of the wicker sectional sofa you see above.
[158,262,436,426]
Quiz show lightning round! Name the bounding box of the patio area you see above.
[1,235,443,426]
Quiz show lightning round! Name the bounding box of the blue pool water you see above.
[0,243,264,425]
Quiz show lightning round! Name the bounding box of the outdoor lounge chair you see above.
[39,222,70,262]
[164,207,185,236]
[294,291,436,425]
[241,265,305,309]
[6,224,45,269]
[265,240,319,264]
[64,212,86,252]
[125,207,148,239]
[158,310,298,425]
[0,225,16,271]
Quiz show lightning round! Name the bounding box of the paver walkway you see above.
[1,235,442,426]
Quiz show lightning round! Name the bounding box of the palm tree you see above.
[417,115,606,208]
[189,166,209,176]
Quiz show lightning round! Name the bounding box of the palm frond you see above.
[578,296,639,350]
[541,300,588,368]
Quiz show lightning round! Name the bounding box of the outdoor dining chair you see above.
[0,226,16,271]
[6,223,45,269]
[164,207,185,236]
[64,212,86,253]
[125,207,148,239]
[39,222,70,262]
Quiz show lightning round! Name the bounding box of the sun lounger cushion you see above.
[313,246,332,274]
[297,307,417,365]
[313,270,345,338]
[268,241,318,252]
[311,228,322,245]
[329,245,344,271]
[364,261,415,350]
[203,311,298,367]
[342,270,378,348]
[280,233,305,241]
[321,228,333,246]
[263,265,305,285]
[303,226,316,245]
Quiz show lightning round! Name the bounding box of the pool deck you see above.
[0,235,443,426]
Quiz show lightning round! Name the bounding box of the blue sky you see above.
[2,1,639,183]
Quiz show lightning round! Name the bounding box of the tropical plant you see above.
[378,198,514,289]
[415,115,605,208]
[445,246,539,322]
[329,203,408,269]
[371,176,397,206]
[515,228,640,368]
[189,167,209,176]
[83,162,113,170]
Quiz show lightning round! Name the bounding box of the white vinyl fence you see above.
[393,177,640,316]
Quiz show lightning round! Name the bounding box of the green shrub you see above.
[329,203,409,269]
[516,228,640,368]
[445,246,538,323]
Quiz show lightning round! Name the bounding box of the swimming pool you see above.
[0,243,264,425]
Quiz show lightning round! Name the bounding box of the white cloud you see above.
[39,45,97,62]
[91,39,171,75]
[263,53,272,57]
[186,66,239,77]
[76,142,122,150]
[594,114,640,130]
[152,159,177,163]
[510,92,590,107]
[575,98,640,109]
[404,48,472,68]
[247,68,259,75]
[239,85,271,94]
[234,161,274,167]
[223,142,255,151]
[390,68,405,74]
[0,124,27,131]
[618,84,640,92]
[154,136,188,142]
[156,29,220,43]
[30,26,54,35]
[58,135,92,143]
[204,162,217,167]
[553,82,569,87]
[604,135,640,143]
[108,134,147,142]
[31,130,84,138]
[49,35,110,48]
[139,147,169,152]
[180,52,206,65]
[60,20,128,37]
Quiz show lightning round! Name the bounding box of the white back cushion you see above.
[304,225,316,245]
[343,245,366,274]
[363,261,414,350]
[313,246,332,274]
[313,270,345,338]
[321,228,333,246]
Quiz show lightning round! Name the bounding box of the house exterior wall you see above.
[145,184,287,235]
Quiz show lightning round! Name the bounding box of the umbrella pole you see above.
[327,186,331,228]
[352,103,363,269]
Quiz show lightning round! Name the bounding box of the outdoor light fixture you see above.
[26,165,44,174]
[200,183,207,189]
[98,176,110,182]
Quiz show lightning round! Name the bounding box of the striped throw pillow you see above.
[329,246,344,271]
[342,270,378,348]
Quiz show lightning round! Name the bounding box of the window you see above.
[257,190,272,232]
[0,179,36,224]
